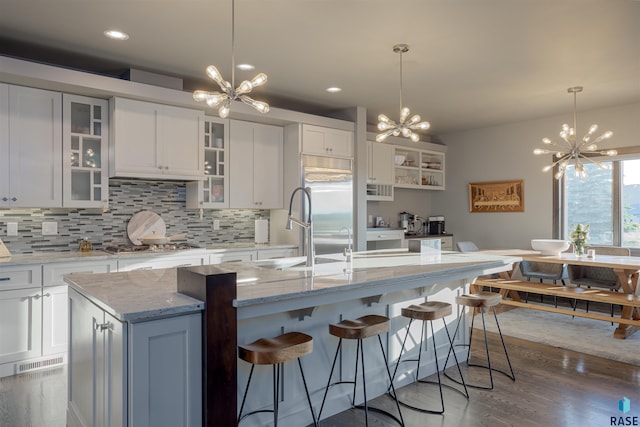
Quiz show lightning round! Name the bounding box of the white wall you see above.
[433,102,640,250]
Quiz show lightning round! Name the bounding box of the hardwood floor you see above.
[0,331,638,427]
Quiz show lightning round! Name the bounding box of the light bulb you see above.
[240,95,269,113]
[410,132,420,142]
[533,148,547,155]
[205,65,224,84]
[542,165,553,172]
[406,114,421,125]
[236,80,253,95]
[378,114,391,124]
[378,122,392,131]
[219,102,230,118]
[250,73,268,87]
[588,124,598,134]
[399,107,410,123]
[206,93,225,107]
[414,121,430,130]
[542,137,552,144]
[604,149,618,156]
[193,90,211,102]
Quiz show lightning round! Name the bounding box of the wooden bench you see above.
[474,278,640,327]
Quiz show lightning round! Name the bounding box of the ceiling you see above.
[1,0,639,135]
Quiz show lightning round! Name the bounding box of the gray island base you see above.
[66,250,519,427]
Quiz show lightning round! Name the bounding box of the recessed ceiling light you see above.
[237,64,255,71]
[104,30,129,41]
[326,87,342,93]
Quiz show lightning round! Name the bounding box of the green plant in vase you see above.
[569,223,589,257]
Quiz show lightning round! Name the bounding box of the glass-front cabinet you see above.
[186,116,229,209]
[62,94,109,209]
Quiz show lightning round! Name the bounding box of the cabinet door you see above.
[368,141,394,184]
[63,94,109,209]
[110,98,160,177]
[42,284,68,356]
[158,104,204,178]
[209,250,256,264]
[68,288,126,427]
[0,287,43,364]
[229,120,256,208]
[302,125,353,158]
[129,313,201,427]
[186,117,229,209]
[229,121,283,208]
[253,124,283,208]
[8,85,62,207]
[0,84,8,206]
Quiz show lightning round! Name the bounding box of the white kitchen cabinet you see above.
[42,284,69,357]
[393,146,445,190]
[302,124,353,158]
[109,97,204,180]
[63,94,110,209]
[0,287,43,366]
[117,254,206,272]
[366,141,394,201]
[0,264,42,290]
[68,287,202,427]
[43,260,118,286]
[186,116,229,209]
[0,84,62,208]
[68,287,126,427]
[209,250,256,264]
[229,120,283,209]
[403,235,454,251]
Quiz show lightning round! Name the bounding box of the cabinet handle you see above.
[95,322,112,332]
[43,293,51,298]
[1,197,7,202]
[0,277,10,281]
[175,264,191,267]
[158,165,163,170]
[164,166,169,170]
[11,197,17,202]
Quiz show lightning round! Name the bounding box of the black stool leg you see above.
[298,358,319,427]
[318,338,342,421]
[273,364,279,427]
[238,364,255,422]
[491,307,515,381]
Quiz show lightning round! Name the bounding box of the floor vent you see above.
[17,356,64,374]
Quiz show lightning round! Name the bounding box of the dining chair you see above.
[456,241,480,252]
[519,261,569,307]
[567,246,631,319]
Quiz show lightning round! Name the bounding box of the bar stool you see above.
[318,315,404,426]
[238,331,318,427]
[444,292,515,390]
[390,301,469,414]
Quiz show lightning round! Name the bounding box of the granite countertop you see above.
[0,243,297,266]
[65,250,520,322]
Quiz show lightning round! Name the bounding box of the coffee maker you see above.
[399,212,411,233]
[427,216,446,235]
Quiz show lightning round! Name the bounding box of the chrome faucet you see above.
[286,187,314,267]
[340,227,353,262]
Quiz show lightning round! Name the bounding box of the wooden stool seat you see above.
[401,301,452,321]
[456,292,502,312]
[238,332,313,365]
[329,314,390,340]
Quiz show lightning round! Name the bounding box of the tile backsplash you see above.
[0,179,270,254]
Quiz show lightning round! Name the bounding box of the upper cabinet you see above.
[302,124,353,158]
[393,146,445,190]
[229,120,283,209]
[109,97,204,180]
[0,84,62,208]
[62,94,109,209]
[366,141,394,201]
[186,116,229,209]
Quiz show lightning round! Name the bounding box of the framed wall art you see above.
[468,179,524,213]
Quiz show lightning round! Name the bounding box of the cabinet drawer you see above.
[118,256,205,271]
[256,248,298,260]
[209,251,256,264]
[440,236,453,251]
[0,265,42,290]
[366,229,405,241]
[43,260,118,287]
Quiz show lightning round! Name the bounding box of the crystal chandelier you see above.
[534,86,616,180]
[377,44,430,143]
[193,0,269,118]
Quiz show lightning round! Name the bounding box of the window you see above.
[558,152,640,252]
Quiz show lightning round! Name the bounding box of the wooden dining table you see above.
[478,249,640,339]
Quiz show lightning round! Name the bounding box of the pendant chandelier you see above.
[193,0,269,118]
[534,86,616,180]
[376,44,430,143]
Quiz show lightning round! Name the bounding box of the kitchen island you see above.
[65,250,520,427]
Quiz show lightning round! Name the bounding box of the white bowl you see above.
[394,155,406,165]
[531,239,571,256]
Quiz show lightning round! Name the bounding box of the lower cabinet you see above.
[68,288,202,427]
[0,287,43,367]
[117,254,206,271]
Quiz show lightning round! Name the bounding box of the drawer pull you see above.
[0,277,10,281]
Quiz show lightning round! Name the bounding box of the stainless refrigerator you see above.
[302,154,353,255]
